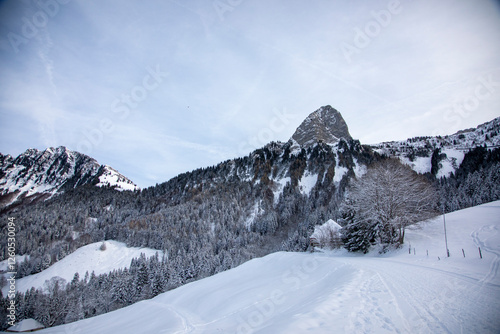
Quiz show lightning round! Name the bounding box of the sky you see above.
[1,0,500,188]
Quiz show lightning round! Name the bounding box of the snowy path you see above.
[39,201,500,334]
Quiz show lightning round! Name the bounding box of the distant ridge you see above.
[0,146,138,209]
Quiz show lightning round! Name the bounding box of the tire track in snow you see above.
[365,255,500,334]
[373,266,454,334]
[376,257,498,288]
[343,268,410,334]
[352,272,403,333]
[471,224,500,285]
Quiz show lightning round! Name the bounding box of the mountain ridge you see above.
[371,116,500,178]
[1,109,499,210]
[0,146,138,209]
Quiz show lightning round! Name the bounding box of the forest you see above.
[1,141,499,330]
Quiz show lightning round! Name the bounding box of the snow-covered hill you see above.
[1,241,161,296]
[38,201,500,334]
[0,146,138,208]
[372,117,500,177]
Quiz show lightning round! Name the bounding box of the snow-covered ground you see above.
[1,241,161,296]
[96,166,140,191]
[39,201,500,333]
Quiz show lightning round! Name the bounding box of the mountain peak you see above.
[0,146,139,208]
[291,105,352,148]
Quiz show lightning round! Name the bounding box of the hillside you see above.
[372,117,500,177]
[0,146,138,209]
[36,201,500,334]
[0,241,161,297]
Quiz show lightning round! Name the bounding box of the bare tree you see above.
[342,159,437,251]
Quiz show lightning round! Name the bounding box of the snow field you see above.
[38,201,500,333]
[1,241,161,296]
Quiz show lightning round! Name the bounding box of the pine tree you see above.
[341,220,376,253]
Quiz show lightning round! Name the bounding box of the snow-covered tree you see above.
[341,159,437,251]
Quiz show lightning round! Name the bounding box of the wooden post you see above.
[479,247,482,259]
[443,206,450,257]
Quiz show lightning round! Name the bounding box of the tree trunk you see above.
[398,227,405,244]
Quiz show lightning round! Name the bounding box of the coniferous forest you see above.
[1,138,500,329]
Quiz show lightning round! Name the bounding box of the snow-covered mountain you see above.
[37,201,500,334]
[2,106,500,332]
[0,146,138,209]
[372,117,500,177]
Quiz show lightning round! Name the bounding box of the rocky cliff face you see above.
[0,146,138,209]
[291,105,352,148]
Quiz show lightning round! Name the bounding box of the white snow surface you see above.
[298,173,317,195]
[2,241,161,296]
[436,148,465,179]
[333,165,348,183]
[40,202,500,334]
[96,166,140,191]
[352,158,367,178]
[272,177,290,205]
[398,155,431,175]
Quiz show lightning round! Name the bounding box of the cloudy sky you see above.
[1,0,499,188]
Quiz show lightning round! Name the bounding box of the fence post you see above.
[479,247,482,259]
[462,249,465,258]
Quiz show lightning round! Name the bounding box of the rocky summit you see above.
[291,105,352,148]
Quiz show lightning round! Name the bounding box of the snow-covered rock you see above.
[0,146,138,208]
[291,105,352,148]
[371,116,500,176]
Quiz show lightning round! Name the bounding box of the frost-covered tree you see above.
[341,159,437,251]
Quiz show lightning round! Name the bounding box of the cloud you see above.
[1,0,500,186]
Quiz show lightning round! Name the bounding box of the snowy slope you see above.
[0,147,139,208]
[96,165,138,191]
[1,241,161,296]
[371,116,500,176]
[39,201,500,334]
